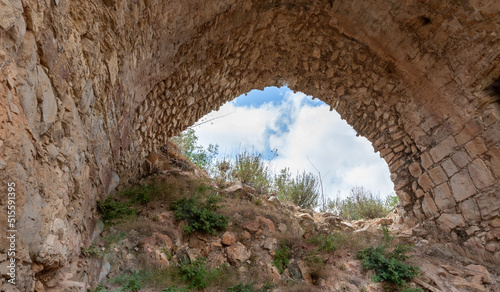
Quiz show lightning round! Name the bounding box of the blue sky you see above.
[191,86,394,200]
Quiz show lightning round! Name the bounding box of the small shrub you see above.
[110,271,145,292]
[227,282,256,292]
[227,282,275,292]
[97,196,136,223]
[119,183,163,204]
[161,247,173,260]
[273,240,292,274]
[87,283,109,292]
[338,263,346,270]
[309,232,353,253]
[103,232,127,246]
[357,228,419,287]
[253,197,263,206]
[400,286,423,292]
[170,195,229,235]
[162,287,190,292]
[274,168,320,209]
[326,187,393,220]
[231,151,272,194]
[81,242,104,257]
[179,257,226,290]
[171,128,219,170]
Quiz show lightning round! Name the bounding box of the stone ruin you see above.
[0,0,499,290]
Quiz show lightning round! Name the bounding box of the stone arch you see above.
[125,0,500,255]
[1,0,500,288]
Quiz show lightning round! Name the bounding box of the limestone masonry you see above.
[0,0,499,290]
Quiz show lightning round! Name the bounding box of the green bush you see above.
[227,282,275,292]
[81,242,104,257]
[326,187,396,220]
[231,151,272,194]
[162,287,190,292]
[110,271,145,292]
[179,257,226,290]
[171,128,219,170]
[119,183,161,204]
[275,168,320,209]
[357,228,419,287]
[97,196,136,223]
[309,233,348,253]
[273,240,292,274]
[170,195,229,235]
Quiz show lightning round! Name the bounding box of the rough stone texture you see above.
[0,0,499,289]
[221,232,237,246]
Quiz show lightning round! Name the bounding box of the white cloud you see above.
[193,90,394,201]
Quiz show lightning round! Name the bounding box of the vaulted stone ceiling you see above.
[0,0,499,289]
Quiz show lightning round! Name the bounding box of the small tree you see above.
[171,128,218,170]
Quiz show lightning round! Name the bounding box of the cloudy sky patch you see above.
[193,87,394,200]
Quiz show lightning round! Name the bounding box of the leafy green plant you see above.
[87,283,110,292]
[170,194,229,235]
[162,287,190,292]
[179,257,226,290]
[227,282,275,292]
[231,151,272,194]
[400,286,423,292]
[171,128,219,170]
[119,183,161,204]
[161,247,173,260]
[309,232,353,253]
[227,282,257,292]
[275,168,320,209]
[81,242,104,257]
[97,196,136,223]
[357,228,419,287]
[110,271,145,292]
[273,240,292,274]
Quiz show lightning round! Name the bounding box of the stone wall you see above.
[0,0,499,290]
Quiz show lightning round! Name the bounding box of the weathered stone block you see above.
[484,127,500,147]
[451,151,471,168]
[428,166,448,184]
[422,193,438,218]
[488,146,500,178]
[459,199,481,223]
[420,152,433,169]
[450,170,476,202]
[468,159,495,190]
[418,173,433,191]
[455,119,483,145]
[430,136,458,163]
[434,183,456,210]
[441,158,459,177]
[409,161,422,178]
[464,137,488,158]
[476,191,500,220]
[437,213,465,232]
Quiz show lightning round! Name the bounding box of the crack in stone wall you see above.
[0,0,499,290]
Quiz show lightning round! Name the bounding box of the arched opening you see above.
[190,86,395,201]
[123,0,499,259]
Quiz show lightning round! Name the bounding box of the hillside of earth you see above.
[72,142,500,292]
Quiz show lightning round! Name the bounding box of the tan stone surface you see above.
[434,183,456,210]
[468,159,495,190]
[0,0,499,287]
[450,170,477,202]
